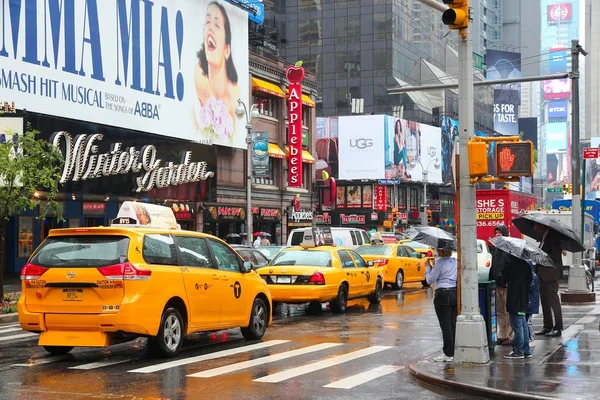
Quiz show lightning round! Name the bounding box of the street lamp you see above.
[411,158,440,226]
[235,99,260,246]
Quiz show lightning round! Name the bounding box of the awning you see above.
[268,143,286,159]
[252,78,286,98]
[286,147,316,164]
[302,94,315,108]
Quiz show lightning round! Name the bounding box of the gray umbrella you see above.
[412,226,457,251]
[512,213,586,252]
[225,233,241,239]
[399,228,419,240]
[489,236,555,267]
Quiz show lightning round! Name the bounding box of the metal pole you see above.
[581,160,586,242]
[454,27,490,364]
[422,172,428,226]
[417,0,447,13]
[567,39,587,292]
[246,123,253,247]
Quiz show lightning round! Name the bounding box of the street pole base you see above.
[454,313,490,364]
[561,291,596,304]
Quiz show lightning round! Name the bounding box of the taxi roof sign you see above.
[111,202,180,230]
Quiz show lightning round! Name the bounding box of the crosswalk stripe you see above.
[0,327,23,334]
[0,323,22,329]
[0,332,37,343]
[129,340,290,374]
[13,355,70,367]
[254,345,392,383]
[69,359,131,370]
[188,342,342,378]
[323,365,404,389]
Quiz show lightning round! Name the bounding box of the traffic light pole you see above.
[453,27,490,364]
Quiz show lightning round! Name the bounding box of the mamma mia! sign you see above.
[0,0,249,148]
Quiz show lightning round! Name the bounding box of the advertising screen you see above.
[543,79,571,100]
[338,115,386,180]
[0,0,250,148]
[545,122,568,152]
[493,89,519,136]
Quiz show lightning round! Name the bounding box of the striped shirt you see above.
[425,257,457,289]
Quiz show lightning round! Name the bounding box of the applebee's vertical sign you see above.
[287,61,305,187]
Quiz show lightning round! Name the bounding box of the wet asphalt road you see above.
[0,284,471,400]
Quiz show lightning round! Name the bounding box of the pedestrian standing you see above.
[260,235,271,246]
[425,248,457,362]
[526,261,540,348]
[534,223,564,337]
[489,224,513,346]
[253,235,261,248]
[497,254,533,359]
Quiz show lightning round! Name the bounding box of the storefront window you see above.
[409,188,419,211]
[398,187,407,209]
[253,94,278,118]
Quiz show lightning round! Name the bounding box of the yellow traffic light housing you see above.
[495,141,534,177]
[468,139,488,177]
[442,0,469,30]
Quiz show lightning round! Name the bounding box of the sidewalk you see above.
[410,291,600,399]
[3,274,21,294]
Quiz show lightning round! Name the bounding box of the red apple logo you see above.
[286,61,305,83]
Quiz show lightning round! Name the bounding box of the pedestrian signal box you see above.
[468,140,488,177]
[495,141,534,177]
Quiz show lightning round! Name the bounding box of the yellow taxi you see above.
[256,232,385,313]
[399,239,435,264]
[355,241,430,289]
[18,202,272,357]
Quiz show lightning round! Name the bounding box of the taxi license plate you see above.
[63,289,83,301]
[277,276,292,284]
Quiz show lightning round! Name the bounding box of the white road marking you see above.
[129,340,290,374]
[254,345,392,383]
[69,359,131,370]
[0,332,37,343]
[576,316,597,324]
[0,327,23,334]
[13,355,70,366]
[0,323,22,329]
[323,365,405,389]
[188,342,342,378]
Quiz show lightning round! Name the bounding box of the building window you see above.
[409,188,419,211]
[252,94,278,117]
[398,187,407,209]
[303,164,311,190]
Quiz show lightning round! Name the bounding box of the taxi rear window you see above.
[30,236,130,268]
[270,250,332,267]
[355,245,394,256]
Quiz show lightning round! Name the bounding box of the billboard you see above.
[543,78,571,100]
[338,115,386,180]
[486,50,522,91]
[0,0,250,148]
[541,1,580,74]
[251,132,269,177]
[518,118,538,149]
[545,122,568,152]
[548,101,568,119]
[493,89,519,136]
[440,116,457,185]
[547,3,573,24]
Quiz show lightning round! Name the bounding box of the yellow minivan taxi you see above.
[18,202,272,357]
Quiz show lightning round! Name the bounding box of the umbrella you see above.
[512,213,586,252]
[489,236,555,267]
[398,228,419,240]
[253,231,272,237]
[225,233,241,239]
[411,226,457,251]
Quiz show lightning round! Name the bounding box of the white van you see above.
[287,227,370,249]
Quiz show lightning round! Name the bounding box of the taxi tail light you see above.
[20,263,49,280]
[373,259,389,266]
[486,260,491,268]
[308,272,325,285]
[98,262,152,281]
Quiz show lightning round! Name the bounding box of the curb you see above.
[0,313,18,324]
[408,362,556,400]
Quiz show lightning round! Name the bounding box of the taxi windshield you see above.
[270,250,332,267]
[30,236,130,268]
[355,245,394,256]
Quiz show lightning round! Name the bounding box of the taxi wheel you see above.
[241,297,268,340]
[150,307,184,357]
[392,269,404,290]
[368,278,383,304]
[330,283,348,314]
[43,346,73,356]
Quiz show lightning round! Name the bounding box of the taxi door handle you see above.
[360,271,364,274]
[212,274,220,281]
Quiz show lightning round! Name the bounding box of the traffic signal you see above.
[391,208,398,220]
[427,209,432,224]
[442,0,469,30]
[495,141,534,177]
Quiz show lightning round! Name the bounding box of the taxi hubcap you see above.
[252,304,266,333]
[164,315,181,350]
[397,271,403,286]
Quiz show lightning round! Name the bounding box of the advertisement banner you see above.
[486,50,522,91]
[545,122,568,152]
[547,3,572,24]
[346,185,362,208]
[541,0,580,73]
[251,132,269,177]
[493,89,519,136]
[588,137,600,197]
[518,118,538,149]
[548,48,568,73]
[548,100,568,119]
[286,63,305,187]
[374,185,387,211]
[543,79,571,99]
[440,116,457,185]
[362,186,373,208]
[419,123,443,183]
[0,0,250,148]
[338,115,385,180]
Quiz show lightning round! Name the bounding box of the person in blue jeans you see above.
[526,261,540,347]
[497,253,533,359]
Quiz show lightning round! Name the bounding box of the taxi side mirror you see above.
[241,261,253,273]
[366,260,374,267]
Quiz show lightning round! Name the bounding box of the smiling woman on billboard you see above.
[192,1,241,144]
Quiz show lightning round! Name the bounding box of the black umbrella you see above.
[412,226,457,251]
[512,213,586,253]
[399,228,419,240]
[489,236,555,267]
